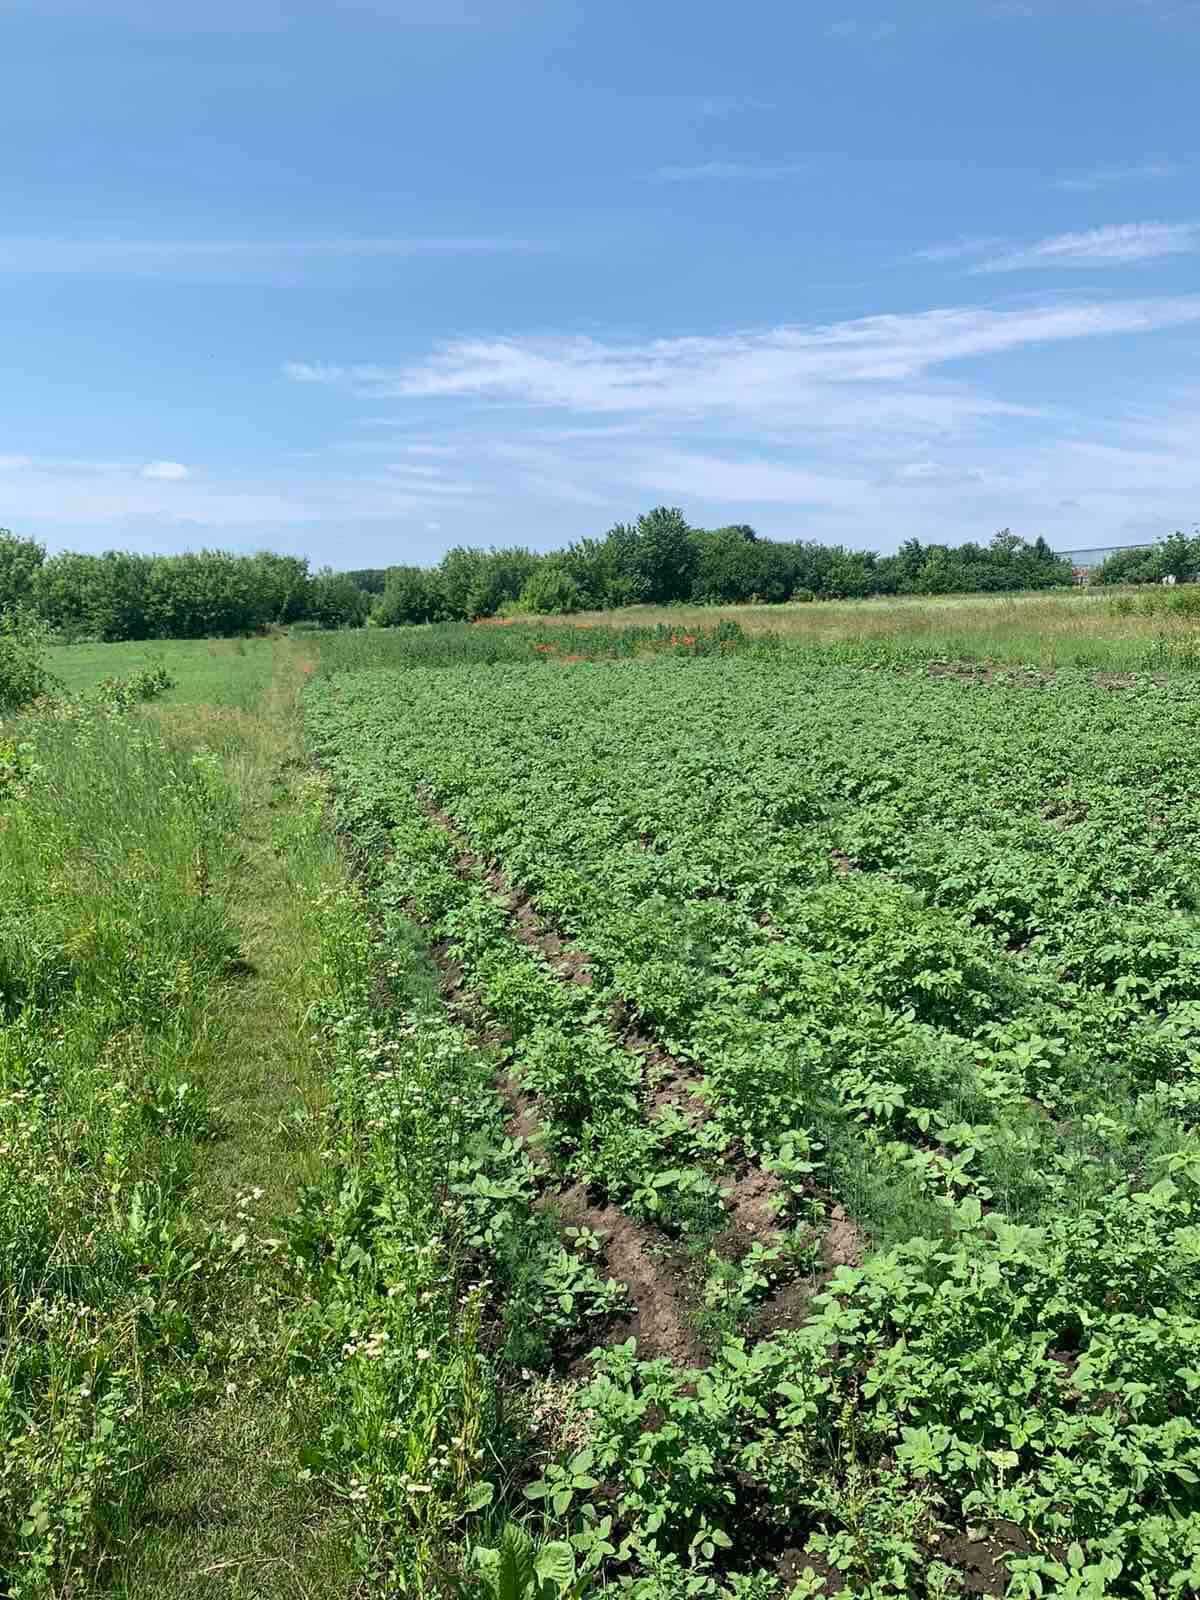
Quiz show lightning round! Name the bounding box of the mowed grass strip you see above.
[116,644,359,1600]
[45,634,284,706]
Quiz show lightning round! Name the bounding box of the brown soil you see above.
[754,1275,822,1336]
[825,1203,867,1269]
[554,1184,707,1368]
[937,1521,1041,1597]
[926,661,994,682]
[497,1070,551,1170]
[419,911,706,1368]
[776,1548,839,1595]
[724,1163,785,1243]
[751,1199,868,1337]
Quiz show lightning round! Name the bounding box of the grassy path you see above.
[114,646,355,1599]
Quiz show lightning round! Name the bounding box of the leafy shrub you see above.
[0,736,39,799]
[0,608,53,711]
[791,587,815,603]
[94,665,176,710]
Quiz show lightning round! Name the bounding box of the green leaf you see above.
[534,1542,576,1591]
[496,1526,536,1600]
[465,1480,495,1512]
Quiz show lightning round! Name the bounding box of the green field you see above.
[44,633,287,704]
[306,649,1200,1598]
[6,615,1200,1599]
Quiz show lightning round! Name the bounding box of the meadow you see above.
[5,597,1200,1599]
[554,586,1200,673]
[44,634,285,705]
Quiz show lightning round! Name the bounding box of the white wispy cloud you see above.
[1053,159,1181,192]
[0,450,477,538]
[288,297,1200,421]
[3,0,485,28]
[692,95,775,119]
[16,295,1200,560]
[652,159,811,182]
[826,18,898,39]
[978,221,1200,270]
[272,295,1200,551]
[0,236,542,279]
[910,236,1005,263]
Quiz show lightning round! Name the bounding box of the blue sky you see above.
[3,0,1199,566]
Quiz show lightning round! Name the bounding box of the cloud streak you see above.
[275,295,1200,549]
[978,221,1200,270]
[652,159,811,182]
[910,236,1005,263]
[0,235,543,279]
[826,18,898,40]
[1052,160,1182,192]
[288,297,1200,424]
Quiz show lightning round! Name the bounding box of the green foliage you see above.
[93,663,175,709]
[519,565,584,615]
[308,652,1200,1596]
[32,548,322,641]
[1094,530,1200,586]
[0,607,53,710]
[342,567,389,596]
[309,567,371,629]
[359,515,1076,623]
[0,708,242,1592]
[375,564,446,626]
[0,529,46,615]
[0,509,1095,651]
[468,1523,601,1600]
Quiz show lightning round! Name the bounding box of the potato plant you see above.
[306,658,1200,1598]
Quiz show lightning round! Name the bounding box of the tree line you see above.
[1092,530,1200,585]
[371,511,1075,624]
[0,511,1136,641]
[0,536,369,640]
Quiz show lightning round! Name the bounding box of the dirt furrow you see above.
[422,889,707,1365]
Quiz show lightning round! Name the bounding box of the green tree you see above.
[250,552,312,623]
[32,551,108,638]
[309,569,370,628]
[631,506,697,603]
[437,547,490,618]
[518,564,583,614]
[0,530,45,616]
[467,547,541,618]
[375,565,444,626]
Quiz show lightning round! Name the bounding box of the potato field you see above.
[305,653,1200,1599]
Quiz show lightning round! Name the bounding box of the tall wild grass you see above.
[0,706,240,1594]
